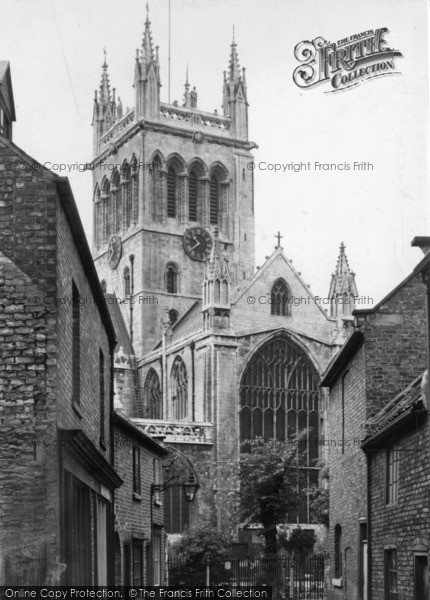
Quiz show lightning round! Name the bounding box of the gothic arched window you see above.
[169,309,179,326]
[123,266,130,297]
[131,156,139,226]
[167,167,177,218]
[111,170,121,233]
[101,178,111,243]
[144,369,162,419]
[171,357,188,420]
[239,335,320,523]
[166,263,178,294]
[94,185,101,248]
[100,280,107,294]
[151,155,163,218]
[209,173,220,225]
[270,278,291,316]
[188,170,198,222]
[121,161,131,230]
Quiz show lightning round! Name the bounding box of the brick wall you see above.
[0,139,60,584]
[326,343,367,600]
[369,417,430,600]
[114,425,165,584]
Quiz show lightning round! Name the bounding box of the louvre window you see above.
[209,177,219,225]
[188,171,198,221]
[167,168,176,218]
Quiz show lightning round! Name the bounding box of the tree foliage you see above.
[239,437,300,556]
[171,526,231,564]
[278,528,316,555]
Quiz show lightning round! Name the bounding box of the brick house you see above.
[113,410,167,586]
[322,270,428,600]
[362,373,429,600]
[0,75,123,583]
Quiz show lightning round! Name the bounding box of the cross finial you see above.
[275,231,283,248]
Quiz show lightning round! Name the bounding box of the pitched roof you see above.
[362,373,426,448]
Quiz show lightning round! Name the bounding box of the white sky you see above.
[3,0,429,305]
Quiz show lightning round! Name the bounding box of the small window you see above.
[100,280,107,293]
[386,445,399,505]
[72,282,81,405]
[124,267,131,297]
[385,548,398,600]
[166,263,178,294]
[133,446,141,495]
[169,309,179,326]
[270,278,291,316]
[153,459,161,504]
[99,350,105,448]
[334,524,342,578]
[132,540,144,586]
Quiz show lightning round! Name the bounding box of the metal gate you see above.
[168,554,325,599]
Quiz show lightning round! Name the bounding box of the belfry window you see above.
[270,278,291,316]
[188,170,198,222]
[209,175,219,225]
[171,357,188,420]
[167,167,177,218]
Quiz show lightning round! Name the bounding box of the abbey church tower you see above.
[91,10,257,355]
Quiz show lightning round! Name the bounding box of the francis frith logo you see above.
[293,27,402,92]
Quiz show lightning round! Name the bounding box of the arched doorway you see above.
[239,335,320,523]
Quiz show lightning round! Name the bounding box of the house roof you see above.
[320,330,363,387]
[362,373,426,448]
[113,410,168,456]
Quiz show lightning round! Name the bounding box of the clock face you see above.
[183,227,213,262]
[107,235,122,270]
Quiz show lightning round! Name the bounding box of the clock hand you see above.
[190,240,201,251]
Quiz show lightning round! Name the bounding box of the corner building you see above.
[92,11,358,544]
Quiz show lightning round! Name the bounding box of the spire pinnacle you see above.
[141,6,155,65]
[99,48,111,105]
[328,241,358,321]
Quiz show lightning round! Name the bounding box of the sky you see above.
[2,0,429,305]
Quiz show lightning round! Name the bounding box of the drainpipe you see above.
[366,450,371,600]
[129,254,135,346]
[190,341,196,422]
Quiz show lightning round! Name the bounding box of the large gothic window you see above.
[167,167,177,218]
[271,279,291,316]
[144,369,162,419]
[239,335,320,523]
[171,357,188,420]
[131,156,139,225]
[151,156,163,218]
[101,178,111,243]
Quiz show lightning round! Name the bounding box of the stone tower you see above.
[91,9,257,355]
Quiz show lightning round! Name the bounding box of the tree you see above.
[239,437,300,556]
[308,466,329,528]
[278,527,316,555]
[169,526,231,585]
